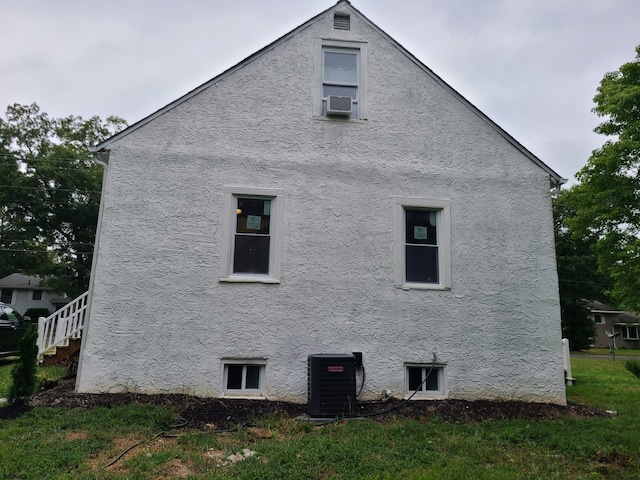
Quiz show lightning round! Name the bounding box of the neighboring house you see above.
[588,300,640,349]
[0,271,68,315]
[76,1,567,405]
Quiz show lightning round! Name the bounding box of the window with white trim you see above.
[222,360,266,395]
[405,363,446,399]
[314,39,367,120]
[620,325,640,340]
[394,198,451,290]
[0,289,14,304]
[31,290,44,301]
[220,187,284,283]
[593,314,603,325]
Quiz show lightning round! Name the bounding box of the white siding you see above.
[77,6,565,405]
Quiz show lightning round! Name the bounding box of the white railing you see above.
[37,291,89,357]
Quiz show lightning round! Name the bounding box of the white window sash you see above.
[394,197,451,290]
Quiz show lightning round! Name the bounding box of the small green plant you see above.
[624,358,640,379]
[8,324,38,404]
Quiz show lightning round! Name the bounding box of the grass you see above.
[0,357,67,402]
[0,358,639,478]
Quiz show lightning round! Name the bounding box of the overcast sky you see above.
[1,0,639,185]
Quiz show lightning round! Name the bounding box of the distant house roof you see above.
[90,0,565,187]
[587,300,639,323]
[586,300,623,313]
[0,272,49,290]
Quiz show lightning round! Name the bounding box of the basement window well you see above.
[222,360,266,396]
[405,363,447,399]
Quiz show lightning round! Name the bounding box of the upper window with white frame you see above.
[220,187,284,283]
[0,289,14,304]
[314,39,367,120]
[394,198,451,290]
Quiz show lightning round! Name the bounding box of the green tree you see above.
[0,103,126,295]
[554,191,611,350]
[569,45,640,311]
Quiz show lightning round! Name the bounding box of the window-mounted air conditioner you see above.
[326,95,352,117]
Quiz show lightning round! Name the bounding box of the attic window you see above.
[334,13,350,30]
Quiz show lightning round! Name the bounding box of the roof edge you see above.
[94,0,565,184]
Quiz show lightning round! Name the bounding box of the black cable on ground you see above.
[312,355,438,425]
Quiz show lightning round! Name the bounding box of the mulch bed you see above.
[0,378,612,428]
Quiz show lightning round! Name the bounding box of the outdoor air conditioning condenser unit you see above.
[308,354,356,417]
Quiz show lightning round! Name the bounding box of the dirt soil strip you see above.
[0,379,612,426]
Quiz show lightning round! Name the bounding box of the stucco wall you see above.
[77,7,565,404]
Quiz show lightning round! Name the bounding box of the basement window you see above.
[222,360,266,396]
[405,363,446,399]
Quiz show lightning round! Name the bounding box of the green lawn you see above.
[1,358,639,479]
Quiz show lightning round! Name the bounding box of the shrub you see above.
[8,324,39,404]
[23,308,50,323]
[624,359,640,379]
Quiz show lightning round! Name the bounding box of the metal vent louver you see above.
[308,354,356,417]
[326,95,352,117]
[334,13,350,30]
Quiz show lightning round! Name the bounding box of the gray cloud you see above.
[1,0,639,184]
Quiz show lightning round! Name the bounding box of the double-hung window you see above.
[314,39,367,119]
[220,187,284,283]
[394,198,451,290]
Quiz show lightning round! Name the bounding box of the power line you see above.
[0,185,101,194]
[0,248,93,255]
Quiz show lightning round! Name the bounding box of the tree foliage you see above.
[554,191,611,350]
[0,103,126,296]
[567,45,640,311]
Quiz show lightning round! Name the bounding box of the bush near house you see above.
[23,308,50,323]
[8,325,38,404]
[624,358,640,379]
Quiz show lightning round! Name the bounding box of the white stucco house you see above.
[76,0,567,406]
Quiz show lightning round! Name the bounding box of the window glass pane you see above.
[405,209,437,245]
[245,366,261,389]
[1,289,13,304]
[425,369,439,391]
[236,198,270,234]
[233,235,270,274]
[226,365,243,389]
[324,51,358,84]
[406,245,438,283]
[32,290,42,301]
[323,85,358,98]
[408,367,423,391]
[3,306,23,323]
